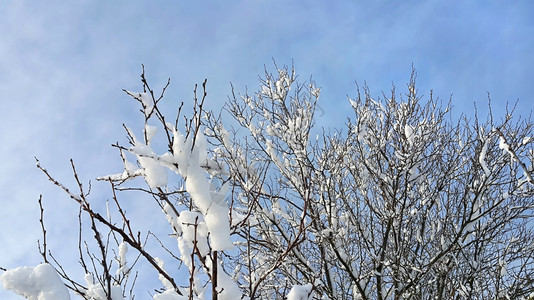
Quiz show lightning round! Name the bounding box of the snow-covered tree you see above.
[2,65,534,299]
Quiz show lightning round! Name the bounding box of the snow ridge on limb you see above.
[287,283,314,300]
[0,263,70,300]
[184,132,233,251]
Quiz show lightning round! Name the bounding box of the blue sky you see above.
[1,0,533,298]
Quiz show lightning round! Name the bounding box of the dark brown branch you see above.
[37,195,48,263]
[36,158,183,295]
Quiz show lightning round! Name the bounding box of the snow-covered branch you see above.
[3,65,534,300]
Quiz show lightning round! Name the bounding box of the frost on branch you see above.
[10,65,534,299]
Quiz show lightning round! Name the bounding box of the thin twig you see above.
[37,195,48,263]
[36,158,183,295]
